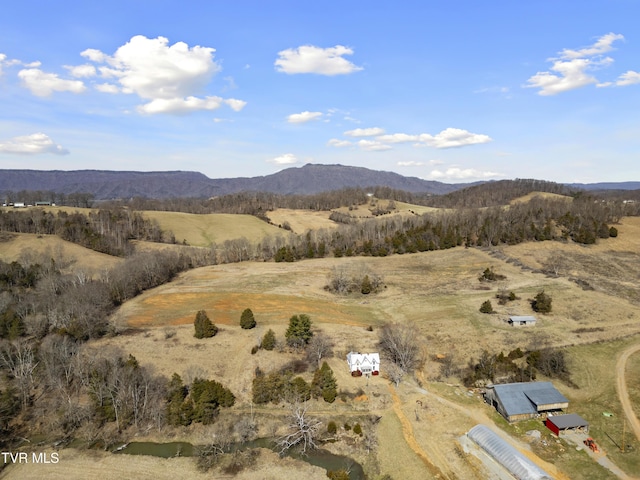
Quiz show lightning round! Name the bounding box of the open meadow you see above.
[85,217,640,478]
[2,207,640,479]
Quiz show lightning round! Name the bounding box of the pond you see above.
[113,439,365,480]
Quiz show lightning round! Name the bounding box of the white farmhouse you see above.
[346,352,380,377]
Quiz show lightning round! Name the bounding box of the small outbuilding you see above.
[346,352,380,377]
[508,315,537,326]
[545,413,589,436]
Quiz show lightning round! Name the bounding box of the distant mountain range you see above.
[0,164,638,200]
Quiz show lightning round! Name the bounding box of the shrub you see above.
[327,421,337,434]
[262,329,276,351]
[531,290,552,313]
[361,275,372,294]
[478,267,506,282]
[479,300,494,314]
[250,345,259,355]
[194,310,217,338]
[609,226,618,237]
[353,423,363,436]
[327,470,350,480]
[240,308,257,329]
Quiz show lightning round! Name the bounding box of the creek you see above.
[113,438,365,479]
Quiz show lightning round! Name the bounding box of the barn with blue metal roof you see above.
[484,382,569,422]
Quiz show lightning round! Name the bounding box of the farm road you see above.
[616,342,640,443]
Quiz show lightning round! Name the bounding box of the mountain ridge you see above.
[0,164,637,200]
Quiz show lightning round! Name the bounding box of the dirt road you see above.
[615,343,640,442]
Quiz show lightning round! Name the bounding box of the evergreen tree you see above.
[532,290,552,313]
[262,329,276,351]
[285,314,313,348]
[240,308,257,329]
[479,300,494,314]
[312,361,337,403]
[361,275,372,294]
[194,310,217,338]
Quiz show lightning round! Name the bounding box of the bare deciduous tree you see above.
[307,332,334,367]
[277,403,322,456]
[0,339,38,408]
[378,322,423,374]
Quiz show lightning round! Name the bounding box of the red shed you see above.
[546,413,589,436]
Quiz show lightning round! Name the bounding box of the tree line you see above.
[0,208,171,257]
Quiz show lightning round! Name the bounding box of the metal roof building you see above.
[546,413,589,436]
[467,425,552,480]
[508,315,537,326]
[484,382,569,422]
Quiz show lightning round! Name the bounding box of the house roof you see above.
[490,382,568,417]
[547,413,589,430]
[346,352,380,368]
[509,316,537,322]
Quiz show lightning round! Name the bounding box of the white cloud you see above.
[331,127,491,152]
[81,35,245,115]
[269,153,298,165]
[377,133,418,143]
[615,70,640,86]
[95,83,119,94]
[1,54,29,76]
[224,98,247,112]
[357,139,391,151]
[429,167,503,180]
[525,33,632,95]
[17,68,86,97]
[65,64,97,78]
[327,138,351,148]
[397,161,424,166]
[525,58,604,95]
[0,133,69,155]
[344,127,385,137]
[417,128,492,148]
[559,32,624,59]
[275,45,363,75]
[137,96,246,115]
[287,111,323,124]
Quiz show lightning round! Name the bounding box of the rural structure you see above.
[507,315,537,327]
[484,382,569,422]
[466,424,553,480]
[545,413,590,437]
[346,352,380,377]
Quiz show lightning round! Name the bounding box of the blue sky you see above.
[1,1,639,184]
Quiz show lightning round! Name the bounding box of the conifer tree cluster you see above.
[285,314,313,348]
[166,373,235,426]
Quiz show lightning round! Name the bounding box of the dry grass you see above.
[510,191,573,205]
[142,211,283,247]
[266,208,339,234]
[0,232,122,275]
[0,447,328,480]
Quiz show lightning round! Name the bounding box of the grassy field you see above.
[142,210,284,247]
[0,232,123,274]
